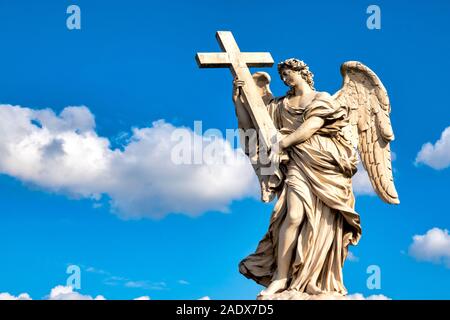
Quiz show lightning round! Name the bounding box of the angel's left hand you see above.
[269,136,287,164]
[279,138,289,151]
[270,139,283,155]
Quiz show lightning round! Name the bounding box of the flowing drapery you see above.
[239,92,361,294]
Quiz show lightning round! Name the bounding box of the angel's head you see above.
[277,58,315,92]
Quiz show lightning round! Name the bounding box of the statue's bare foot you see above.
[258,278,288,296]
[306,283,323,295]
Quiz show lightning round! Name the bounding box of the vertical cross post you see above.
[196,31,278,149]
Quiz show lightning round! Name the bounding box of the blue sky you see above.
[0,0,449,300]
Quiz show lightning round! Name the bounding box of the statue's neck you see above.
[293,85,314,97]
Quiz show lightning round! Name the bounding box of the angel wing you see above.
[237,71,283,203]
[251,71,274,104]
[333,61,400,204]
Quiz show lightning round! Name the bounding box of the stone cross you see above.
[196,31,278,149]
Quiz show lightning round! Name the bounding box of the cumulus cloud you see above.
[352,162,375,195]
[408,228,450,268]
[1,286,155,300]
[0,105,257,219]
[345,293,390,300]
[0,287,391,300]
[47,285,106,300]
[415,126,450,169]
[0,286,106,300]
[0,292,32,300]
[1,103,405,217]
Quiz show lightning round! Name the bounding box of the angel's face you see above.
[280,68,303,88]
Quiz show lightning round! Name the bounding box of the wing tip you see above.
[383,194,400,205]
[377,187,400,205]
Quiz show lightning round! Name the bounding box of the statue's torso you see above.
[272,91,330,133]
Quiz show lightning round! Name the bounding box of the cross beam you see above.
[196,31,278,149]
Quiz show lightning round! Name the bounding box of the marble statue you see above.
[196,31,399,300]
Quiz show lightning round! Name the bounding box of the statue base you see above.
[257,290,346,300]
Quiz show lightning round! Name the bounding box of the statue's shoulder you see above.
[309,91,335,108]
[302,91,337,117]
[268,95,286,107]
[313,91,332,102]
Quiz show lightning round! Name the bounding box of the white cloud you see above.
[352,162,375,195]
[345,293,390,300]
[124,281,167,290]
[178,280,190,285]
[347,251,359,262]
[85,266,109,275]
[0,286,392,300]
[0,292,32,300]
[408,228,450,268]
[0,104,257,219]
[47,285,106,300]
[415,126,450,169]
[1,285,153,300]
[81,265,167,291]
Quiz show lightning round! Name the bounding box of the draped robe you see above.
[239,91,362,295]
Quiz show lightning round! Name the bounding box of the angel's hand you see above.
[268,147,281,166]
[273,132,289,151]
[270,140,281,155]
[269,134,288,165]
[279,138,289,151]
[269,144,288,166]
[232,77,245,103]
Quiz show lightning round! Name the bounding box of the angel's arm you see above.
[280,116,324,149]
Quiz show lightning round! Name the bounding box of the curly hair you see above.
[277,58,315,91]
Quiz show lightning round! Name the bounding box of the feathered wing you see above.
[252,71,274,104]
[333,61,400,204]
[240,71,283,203]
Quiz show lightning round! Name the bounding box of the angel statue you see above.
[231,58,400,299]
